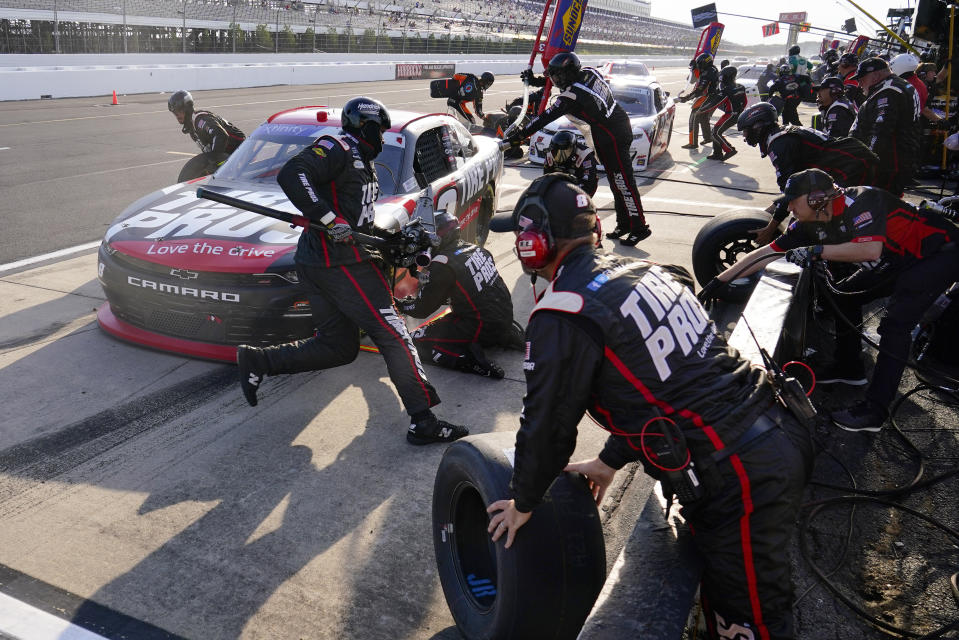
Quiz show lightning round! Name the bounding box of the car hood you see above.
[103,179,418,273]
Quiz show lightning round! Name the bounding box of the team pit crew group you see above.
[218,52,956,640]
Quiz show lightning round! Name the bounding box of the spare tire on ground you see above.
[691,209,773,303]
[432,432,606,640]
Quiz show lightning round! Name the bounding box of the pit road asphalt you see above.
[2,68,954,639]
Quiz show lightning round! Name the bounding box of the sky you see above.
[648,0,914,46]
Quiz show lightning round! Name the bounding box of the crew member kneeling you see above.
[543,130,598,196]
[397,211,525,379]
[486,175,813,640]
[700,169,959,433]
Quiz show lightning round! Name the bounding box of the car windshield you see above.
[613,86,655,116]
[215,124,404,195]
[610,62,649,76]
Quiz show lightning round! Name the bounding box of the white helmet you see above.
[889,53,919,76]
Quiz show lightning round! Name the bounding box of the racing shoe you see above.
[458,344,505,379]
[407,413,470,446]
[237,344,268,407]
[831,399,887,433]
[707,150,725,160]
[605,226,628,239]
[619,225,652,247]
[723,148,738,161]
[680,142,698,149]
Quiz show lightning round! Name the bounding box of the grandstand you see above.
[0,0,720,55]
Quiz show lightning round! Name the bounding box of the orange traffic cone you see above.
[111,90,118,105]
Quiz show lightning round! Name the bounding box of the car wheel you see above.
[177,153,217,183]
[432,432,606,640]
[691,209,771,303]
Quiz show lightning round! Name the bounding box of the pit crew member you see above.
[542,130,598,196]
[677,52,720,150]
[509,52,651,246]
[397,211,525,379]
[813,77,857,139]
[709,65,748,161]
[235,96,468,446]
[486,175,813,640]
[702,169,959,433]
[850,57,921,197]
[448,71,495,126]
[167,89,245,174]
[737,102,880,244]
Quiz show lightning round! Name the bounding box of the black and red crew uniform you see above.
[818,95,857,139]
[739,103,880,226]
[236,96,467,446]
[678,53,721,148]
[397,214,523,379]
[767,65,804,126]
[495,179,812,640]
[709,66,748,160]
[509,52,651,246]
[838,52,866,107]
[850,73,921,197]
[771,184,959,424]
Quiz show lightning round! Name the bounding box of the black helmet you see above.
[823,49,839,63]
[548,130,577,165]
[546,52,582,90]
[433,211,460,247]
[788,45,801,56]
[168,90,194,114]
[737,102,779,147]
[480,71,495,89]
[839,52,859,68]
[696,52,713,70]
[720,65,737,83]
[341,96,391,152]
[778,63,791,76]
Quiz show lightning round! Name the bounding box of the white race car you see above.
[528,77,676,172]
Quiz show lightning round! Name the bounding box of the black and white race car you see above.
[97,107,503,362]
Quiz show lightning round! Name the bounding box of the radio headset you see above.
[739,316,818,426]
[640,417,705,504]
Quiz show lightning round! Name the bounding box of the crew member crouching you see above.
[543,130,598,196]
[398,211,525,379]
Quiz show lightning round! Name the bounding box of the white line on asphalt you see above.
[0,146,9,150]
[0,591,108,640]
[0,241,100,273]
[166,150,196,156]
[499,182,764,210]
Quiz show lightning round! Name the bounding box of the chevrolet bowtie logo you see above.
[170,268,199,280]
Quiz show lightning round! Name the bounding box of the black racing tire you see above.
[475,185,495,248]
[177,153,218,182]
[692,209,771,303]
[432,432,606,640]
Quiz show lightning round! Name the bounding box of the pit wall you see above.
[0,53,689,101]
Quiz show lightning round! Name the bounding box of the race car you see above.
[597,59,655,81]
[96,107,504,362]
[527,77,675,172]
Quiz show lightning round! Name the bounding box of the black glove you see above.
[503,124,523,144]
[784,245,823,268]
[319,211,354,243]
[520,68,534,84]
[696,278,727,305]
[676,94,688,103]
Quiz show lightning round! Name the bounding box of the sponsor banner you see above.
[778,11,807,24]
[695,22,724,58]
[394,63,456,80]
[848,35,870,57]
[691,3,717,29]
[110,239,296,272]
[542,0,588,64]
[762,22,780,38]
